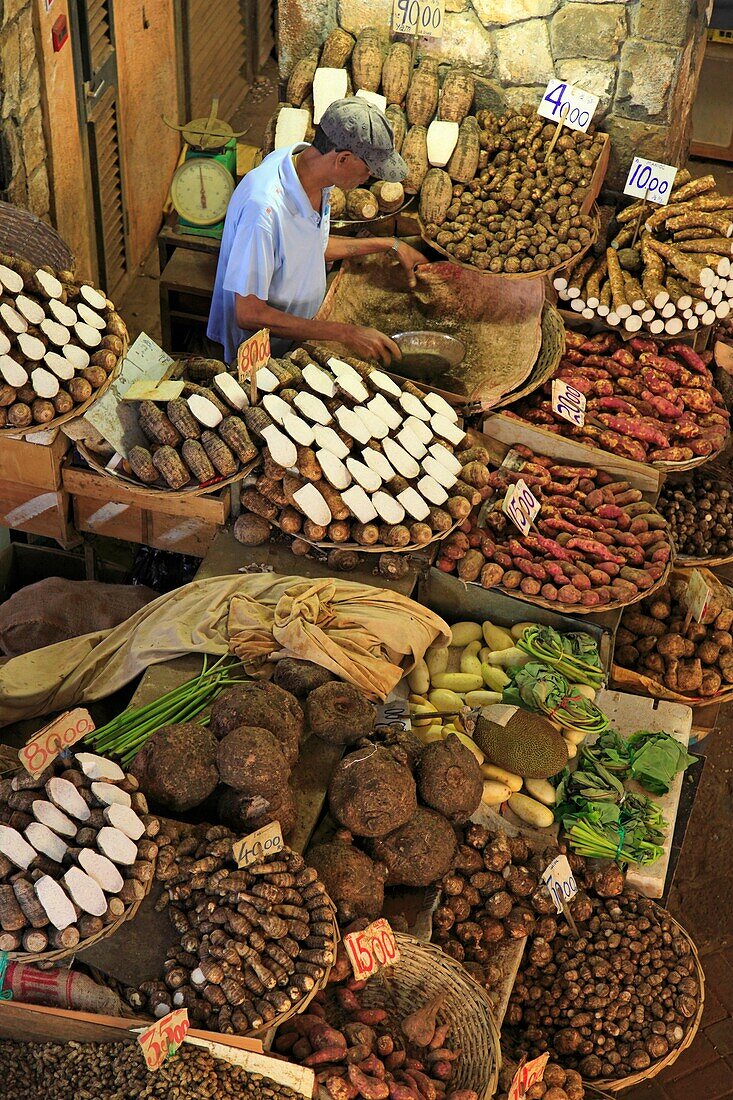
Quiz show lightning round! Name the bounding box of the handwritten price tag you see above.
[624,157,678,206]
[137,1008,190,1071]
[344,918,400,981]
[538,81,598,133]
[392,0,444,37]
[683,569,712,624]
[19,708,95,778]
[237,328,271,385]
[542,855,578,916]
[375,696,411,733]
[232,820,284,869]
[503,479,540,536]
[552,379,586,427]
[508,1054,550,1100]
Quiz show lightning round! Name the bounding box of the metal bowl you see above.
[391,331,466,366]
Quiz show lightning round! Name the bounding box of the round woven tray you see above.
[278,515,461,555]
[2,351,125,438]
[324,933,500,1100]
[77,440,257,496]
[493,302,566,410]
[0,200,74,273]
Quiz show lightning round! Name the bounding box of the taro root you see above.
[210,682,303,763]
[305,681,375,745]
[130,723,218,811]
[273,658,334,698]
[216,726,290,797]
[416,733,482,823]
[328,745,416,837]
[370,806,456,887]
[308,835,387,923]
[217,783,297,837]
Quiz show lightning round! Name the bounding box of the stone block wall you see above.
[0,0,50,219]
[278,0,710,189]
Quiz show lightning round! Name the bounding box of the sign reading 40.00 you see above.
[538,80,599,133]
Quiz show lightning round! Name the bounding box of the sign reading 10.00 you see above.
[623,157,678,207]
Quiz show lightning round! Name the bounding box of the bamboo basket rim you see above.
[0,200,75,273]
[331,195,415,229]
[276,513,462,554]
[324,932,501,1100]
[76,440,258,497]
[493,302,566,410]
[590,905,704,1092]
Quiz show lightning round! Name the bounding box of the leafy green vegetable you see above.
[627,730,697,795]
[503,661,609,736]
[516,624,605,688]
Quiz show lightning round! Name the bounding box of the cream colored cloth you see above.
[0,574,449,727]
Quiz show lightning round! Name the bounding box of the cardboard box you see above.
[0,429,70,490]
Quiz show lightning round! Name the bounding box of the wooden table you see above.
[157,213,221,353]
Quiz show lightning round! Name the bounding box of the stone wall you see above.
[278,0,710,189]
[0,0,50,219]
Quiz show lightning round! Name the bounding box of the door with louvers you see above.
[183,0,250,121]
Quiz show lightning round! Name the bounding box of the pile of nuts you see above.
[657,473,733,560]
[503,891,700,1080]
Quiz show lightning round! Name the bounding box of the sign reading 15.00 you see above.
[538,80,599,133]
[392,0,444,39]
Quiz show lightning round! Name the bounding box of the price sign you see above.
[552,378,586,427]
[392,0,444,38]
[375,696,411,733]
[344,918,400,981]
[503,479,540,536]
[232,820,284,869]
[542,855,578,916]
[683,569,712,624]
[538,81,598,133]
[624,157,678,206]
[137,1008,190,1071]
[19,708,95,778]
[508,1054,550,1100]
[237,328,271,385]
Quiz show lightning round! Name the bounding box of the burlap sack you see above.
[0,578,156,657]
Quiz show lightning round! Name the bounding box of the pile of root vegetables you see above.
[234,345,470,552]
[0,752,158,955]
[556,170,733,336]
[495,1061,584,1100]
[435,441,672,610]
[138,821,337,1034]
[657,471,733,561]
[507,332,729,466]
[0,254,124,430]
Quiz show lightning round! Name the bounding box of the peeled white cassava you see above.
[428,442,462,474]
[40,318,70,346]
[77,303,105,330]
[417,475,448,505]
[0,263,24,294]
[275,107,310,149]
[293,482,332,526]
[355,89,388,112]
[341,484,378,523]
[314,424,349,460]
[187,394,223,428]
[313,68,348,124]
[74,321,102,348]
[0,354,28,387]
[397,424,427,459]
[346,456,382,492]
[63,344,90,369]
[18,333,46,361]
[15,294,45,325]
[427,120,459,167]
[281,411,314,448]
[0,302,27,333]
[362,447,395,482]
[371,490,405,525]
[31,367,60,398]
[49,298,77,326]
[80,285,107,311]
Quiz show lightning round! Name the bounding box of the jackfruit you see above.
[473,710,568,780]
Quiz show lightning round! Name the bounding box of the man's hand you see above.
[338,324,402,366]
[393,241,427,289]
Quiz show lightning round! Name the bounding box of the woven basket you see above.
[494,302,565,409]
[324,933,501,1100]
[0,201,74,272]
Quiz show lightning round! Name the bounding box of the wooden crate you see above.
[0,481,76,546]
[0,430,70,490]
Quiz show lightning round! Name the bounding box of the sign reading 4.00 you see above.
[538,80,599,133]
[392,0,444,39]
[624,157,678,207]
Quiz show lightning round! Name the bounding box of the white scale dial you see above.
[170,157,234,226]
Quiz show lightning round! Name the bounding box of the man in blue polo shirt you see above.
[207,97,426,367]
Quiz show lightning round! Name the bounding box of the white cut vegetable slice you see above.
[431,413,465,445]
[424,391,458,423]
[275,107,310,149]
[281,411,315,447]
[0,354,28,387]
[46,777,91,822]
[96,826,137,866]
[40,318,70,346]
[354,404,389,439]
[31,367,60,398]
[15,294,45,325]
[25,822,68,863]
[80,285,107,310]
[19,333,46,362]
[293,482,332,526]
[35,269,63,299]
[314,423,350,459]
[255,365,279,392]
[303,362,337,398]
[335,406,370,445]
[404,415,432,446]
[327,357,363,388]
[0,263,24,294]
[49,298,77,326]
[1,302,28,333]
[294,391,332,425]
[397,424,427,458]
[356,89,387,112]
[78,848,124,893]
[422,455,458,489]
[104,803,145,841]
[63,343,90,369]
[64,867,107,916]
[32,800,78,839]
[74,321,102,348]
[262,393,291,425]
[341,484,378,523]
[262,424,298,467]
[372,490,405,525]
[214,372,248,410]
[397,486,430,521]
[428,442,462,474]
[0,331,9,355]
[317,449,351,490]
[91,782,131,809]
[383,437,420,479]
[418,474,448,505]
[75,753,125,782]
[0,825,38,869]
[399,392,431,422]
[367,393,401,430]
[336,373,369,403]
[363,447,396,481]
[35,875,76,930]
[187,394,223,428]
[313,67,349,125]
[368,368,401,398]
[346,457,382,492]
[427,120,460,167]
[77,303,105,330]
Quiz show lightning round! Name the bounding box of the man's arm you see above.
[325,236,426,287]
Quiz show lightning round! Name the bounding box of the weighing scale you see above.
[164,99,247,239]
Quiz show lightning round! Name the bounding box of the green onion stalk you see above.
[516,624,605,689]
[566,818,664,866]
[504,662,609,737]
[84,655,249,766]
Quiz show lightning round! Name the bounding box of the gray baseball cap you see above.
[319,98,408,183]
